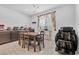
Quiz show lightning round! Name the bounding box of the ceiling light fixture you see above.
[32,4,40,13]
[32,4,39,9]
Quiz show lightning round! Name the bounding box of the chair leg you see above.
[18,39,21,46]
[29,39,31,45]
[28,39,30,51]
[22,39,25,48]
[43,40,45,48]
[39,42,41,51]
[18,35,21,46]
[38,39,41,51]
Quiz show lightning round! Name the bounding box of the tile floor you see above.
[0,39,78,55]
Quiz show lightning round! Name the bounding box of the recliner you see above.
[55,27,78,55]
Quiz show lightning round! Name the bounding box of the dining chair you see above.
[18,31,45,52]
[26,32,43,52]
[18,32,30,50]
[36,31,45,51]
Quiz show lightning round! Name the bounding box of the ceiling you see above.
[0,4,66,16]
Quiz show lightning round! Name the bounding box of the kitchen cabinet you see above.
[0,31,19,45]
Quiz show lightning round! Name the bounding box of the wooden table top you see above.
[20,32,38,36]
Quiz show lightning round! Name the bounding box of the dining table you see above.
[19,32,39,52]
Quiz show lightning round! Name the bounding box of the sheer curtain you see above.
[38,12,56,40]
[39,15,46,31]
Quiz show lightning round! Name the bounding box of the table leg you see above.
[34,36,36,52]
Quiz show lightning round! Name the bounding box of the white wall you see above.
[55,5,76,30]
[76,4,79,35]
[0,6,32,29]
[76,5,79,50]
[51,5,76,40]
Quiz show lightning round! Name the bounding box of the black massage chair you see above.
[55,27,78,55]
